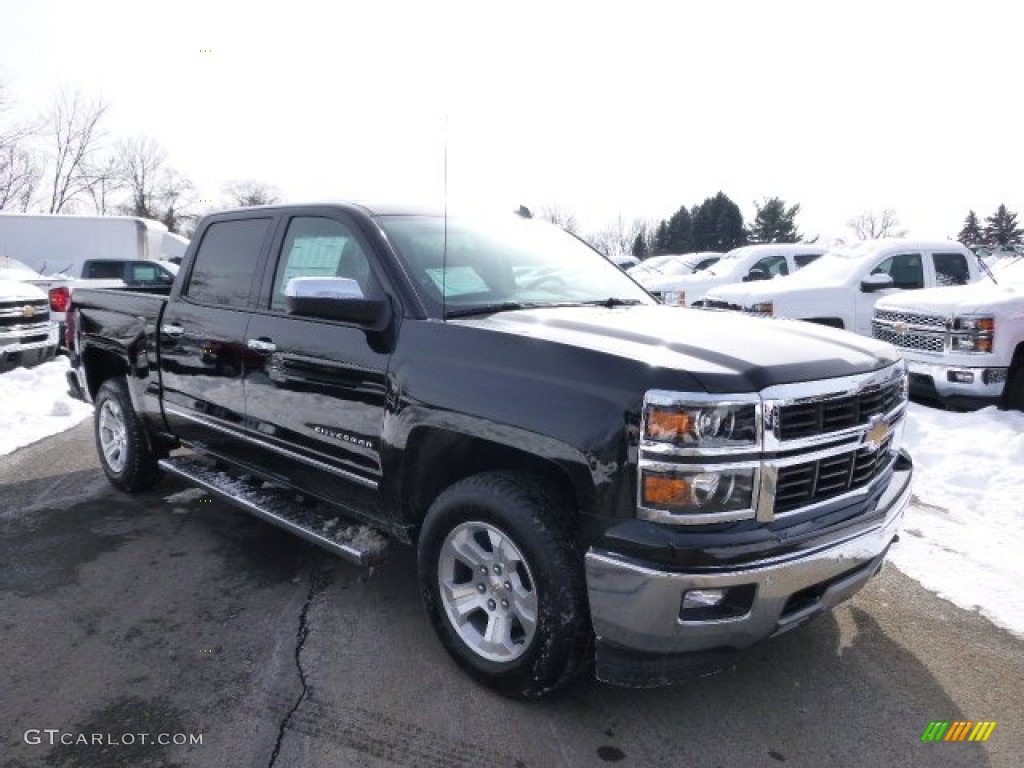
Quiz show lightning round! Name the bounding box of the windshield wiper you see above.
[444,302,533,319]
[579,298,644,308]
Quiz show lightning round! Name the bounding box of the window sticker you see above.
[281,236,346,284]
[425,266,489,296]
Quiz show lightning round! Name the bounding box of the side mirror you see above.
[744,267,770,282]
[285,277,390,330]
[860,273,895,293]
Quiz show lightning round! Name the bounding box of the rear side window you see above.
[186,219,271,308]
[794,253,823,268]
[84,261,124,279]
[933,252,970,286]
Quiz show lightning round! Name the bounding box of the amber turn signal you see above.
[643,474,691,507]
[646,409,693,441]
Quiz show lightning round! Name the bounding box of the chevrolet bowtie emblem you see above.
[864,416,890,451]
[893,322,908,334]
[22,305,36,318]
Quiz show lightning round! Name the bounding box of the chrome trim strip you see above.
[162,404,379,490]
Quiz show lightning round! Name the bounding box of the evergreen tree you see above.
[652,220,670,255]
[691,192,748,251]
[749,197,802,243]
[665,205,693,253]
[631,232,648,259]
[957,210,984,247]
[983,204,1023,247]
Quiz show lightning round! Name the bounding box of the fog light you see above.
[680,584,757,621]
[983,368,1008,385]
[947,370,974,384]
[682,589,727,611]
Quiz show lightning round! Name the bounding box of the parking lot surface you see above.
[1,421,1021,767]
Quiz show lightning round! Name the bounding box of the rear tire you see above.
[417,472,591,698]
[94,378,163,492]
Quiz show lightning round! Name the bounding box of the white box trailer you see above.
[0,213,184,276]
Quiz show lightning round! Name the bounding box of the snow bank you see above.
[0,359,93,456]
[895,403,1024,636]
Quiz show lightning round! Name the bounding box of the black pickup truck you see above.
[67,204,913,697]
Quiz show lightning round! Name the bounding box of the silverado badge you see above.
[863,415,890,452]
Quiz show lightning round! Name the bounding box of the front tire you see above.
[417,472,591,698]
[94,378,163,492]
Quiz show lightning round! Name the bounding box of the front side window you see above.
[751,255,788,277]
[872,253,923,290]
[794,253,822,268]
[186,218,271,308]
[271,217,380,311]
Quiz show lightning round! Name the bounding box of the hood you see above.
[707,274,843,305]
[0,278,47,301]
[452,304,899,393]
[876,280,1024,317]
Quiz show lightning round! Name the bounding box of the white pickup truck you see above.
[872,256,1024,409]
[0,278,59,372]
[702,239,981,336]
[644,243,826,305]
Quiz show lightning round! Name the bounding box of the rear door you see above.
[242,211,395,518]
[159,214,275,460]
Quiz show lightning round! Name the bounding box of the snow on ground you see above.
[0,358,93,456]
[1,359,1022,635]
[894,403,1024,637]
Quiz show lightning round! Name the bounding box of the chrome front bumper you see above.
[905,358,1006,402]
[585,455,911,681]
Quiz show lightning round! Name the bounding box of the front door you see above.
[242,213,393,520]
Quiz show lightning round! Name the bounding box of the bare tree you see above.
[0,145,40,211]
[223,179,280,207]
[537,204,579,235]
[115,136,195,233]
[583,215,649,260]
[846,209,906,240]
[43,89,109,213]
[82,153,124,215]
[0,81,42,211]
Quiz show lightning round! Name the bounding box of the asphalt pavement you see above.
[1,420,1021,767]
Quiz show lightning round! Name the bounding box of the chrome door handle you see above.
[247,338,277,353]
[161,324,185,337]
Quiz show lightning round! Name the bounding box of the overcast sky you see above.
[2,0,1022,241]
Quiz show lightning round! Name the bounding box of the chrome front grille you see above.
[872,324,944,353]
[0,300,50,329]
[777,381,902,440]
[774,437,893,514]
[874,309,946,329]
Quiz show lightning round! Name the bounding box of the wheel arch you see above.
[400,427,590,539]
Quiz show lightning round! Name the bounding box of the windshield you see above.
[378,214,653,317]
[778,247,871,285]
[0,257,42,279]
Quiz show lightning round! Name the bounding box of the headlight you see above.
[641,468,755,517]
[662,290,686,306]
[644,402,758,447]
[748,301,774,315]
[951,315,994,353]
[953,316,995,332]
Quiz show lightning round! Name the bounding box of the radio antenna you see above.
[442,113,448,321]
